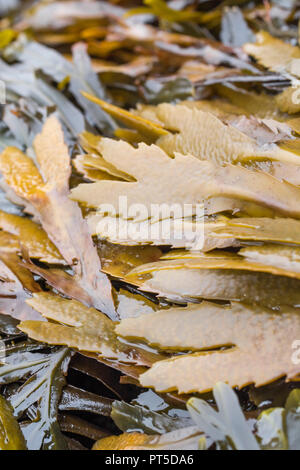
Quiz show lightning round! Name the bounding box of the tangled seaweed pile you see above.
[0,0,300,450]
